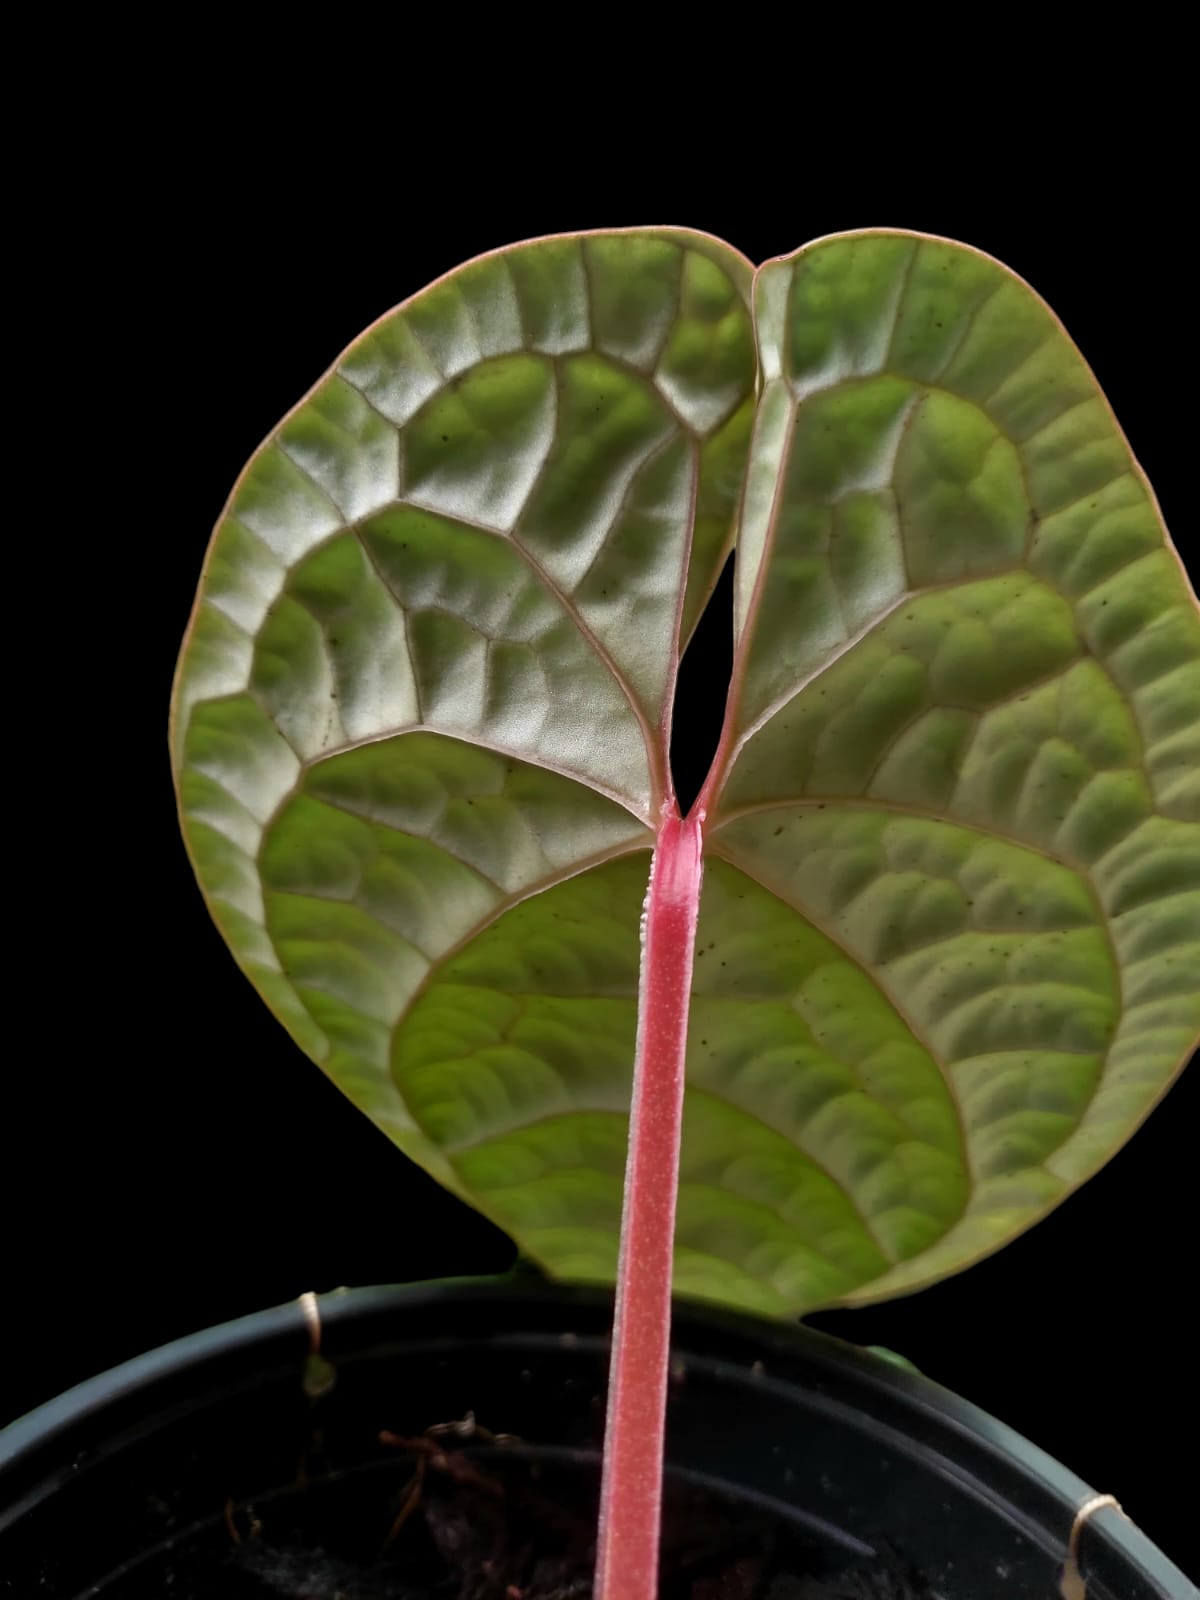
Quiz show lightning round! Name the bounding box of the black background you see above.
[10,147,1196,1571]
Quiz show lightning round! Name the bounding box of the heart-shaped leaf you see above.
[173,229,1198,1317]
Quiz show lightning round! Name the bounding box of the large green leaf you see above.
[173,229,1198,1317]
[172,230,756,1202]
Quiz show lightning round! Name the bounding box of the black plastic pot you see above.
[1,1282,1191,1598]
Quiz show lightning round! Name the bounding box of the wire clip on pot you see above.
[1059,1494,1124,1600]
[299,1290,337,1399]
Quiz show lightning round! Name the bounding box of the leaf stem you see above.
[594,804,705,1600]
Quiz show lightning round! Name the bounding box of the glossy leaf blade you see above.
[173,227,1198,1321]
[172,229,755,1239]
[703,232,1198,1307]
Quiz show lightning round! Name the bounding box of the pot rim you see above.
[1,1279,1192,1598]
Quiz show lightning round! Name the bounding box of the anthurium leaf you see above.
[702,233,1199,1309]
[173,229,1198,1319]
[172,229,757,1201]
